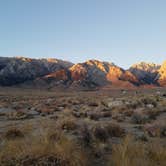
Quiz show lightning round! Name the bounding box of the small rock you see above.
[46,98,54,105]
[28,110,39,116]
[146,104,154,108]
[107,101,123,108]
[121,90,127,94]
[30,107,37,112]
[156,91,161,95]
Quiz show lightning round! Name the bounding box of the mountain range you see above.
[0,56,165,89]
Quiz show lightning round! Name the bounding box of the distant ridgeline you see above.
[0,57,165,89]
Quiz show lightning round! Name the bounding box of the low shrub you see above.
[92,125,109,142]
[0,129,88,166]
[131,113,149,124]
[5,128,24,140]
[60,118,78,131]
[79,125,92,147]
[140,97,157,107]
[105,123,125,137]
[7,111,29,120]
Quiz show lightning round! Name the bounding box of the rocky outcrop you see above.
[70,60,109,86]
[129,62,160,84]
[156,61,166,86]
[71,60,139,86]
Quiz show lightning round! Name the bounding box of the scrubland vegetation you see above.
[0,88,165,165]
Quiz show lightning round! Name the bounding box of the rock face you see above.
[70,60,110,86]
[129,62,160,84]
[0,56,166,89]
[156,61,166,86]
[70,60,139,88]
[70,60,138,84]
[33,59,139,89]
[0,57,73,86]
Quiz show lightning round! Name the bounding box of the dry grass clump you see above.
[4,128,24,140]
[59,117,78,131]
[88,112,100,121]
[0,128,88,166]
[72,110,87,118]
[105,123,125,137]
[88,111,112,121]
[125,96,158,110]
[123,109,133,117]
[110,135,147,166]
[7,111,29,120]
[40,107,55,115]
[125,100,142,109]
[112,114,125,122]
[100,111,112,118]
[131,112,149,124]
[88,102,98,107]
[110,135,166,166]
[79,125,92,147]
[147,142,166,164]
[91,123,125,143]
[92,125,109,142]
[145,108,161,120]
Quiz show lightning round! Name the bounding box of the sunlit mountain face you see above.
[0,57,165,89]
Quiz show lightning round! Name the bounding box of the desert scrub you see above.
[91,123,125,143]
[147,141,166,164]
[109,135,166,166]
[105,123,125,137]
[88,102,99,107]
[79,125,92,147]
[100,111,112,118]
[4,128,24,140]
[88,112,100,121]
[140,97,157,107]
[72,110,87,118]
[109,135,147,166]
[131,112,149,124]
[145,108,161,120]
[112,114,125,122]
[59,117,78,131]
[125,100,143,109]
[7,110,29,120]
[92,125,109,142]
[0,129,88,166]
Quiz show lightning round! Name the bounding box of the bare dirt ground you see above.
[0,87,165,166]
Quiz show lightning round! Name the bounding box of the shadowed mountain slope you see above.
[129,62,160,84]
[0,57,73,86]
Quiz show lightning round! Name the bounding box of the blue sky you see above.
[0,0,165,68]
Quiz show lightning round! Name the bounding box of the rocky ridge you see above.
[0,57,166,89]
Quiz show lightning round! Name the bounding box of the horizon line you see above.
[0,55,164,69]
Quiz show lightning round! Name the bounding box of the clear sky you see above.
[0,0,166,68]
